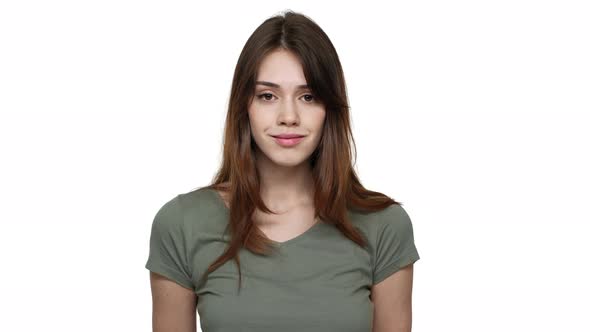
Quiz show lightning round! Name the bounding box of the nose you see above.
[277,98,300,126]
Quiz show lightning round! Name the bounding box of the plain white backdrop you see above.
[1,1,589,331]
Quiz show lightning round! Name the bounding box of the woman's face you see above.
[248,48,326,168]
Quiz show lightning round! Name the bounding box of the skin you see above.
[149,272,197,332]
[371,264,415,332]
[149,48,415,332]
[247,48,326,239]
[249,48,326,212]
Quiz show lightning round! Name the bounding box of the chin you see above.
[265,154,300,166]
[259,149,307,167]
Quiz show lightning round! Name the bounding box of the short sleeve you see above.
[145,195,195,290]
[372,204,421,285]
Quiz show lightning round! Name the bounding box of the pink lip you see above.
[272,136,305,147]
[273,134,305,138]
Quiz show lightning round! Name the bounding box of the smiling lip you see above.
[272,135,305,147]
[272,133,305,138]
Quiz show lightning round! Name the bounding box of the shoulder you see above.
[180,187,230,236]
[350,203,418,258]
[373,204,415,242]
[358,204,420,285]
[351,203,414,235]
[377,204,414,230]
[152,194,184,228]
[152,187,224,233]
[179,187,218,210]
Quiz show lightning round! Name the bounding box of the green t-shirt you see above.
[145,187,420,332]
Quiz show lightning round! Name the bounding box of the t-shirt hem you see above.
[372,251,420,285]
[145,261,195,291]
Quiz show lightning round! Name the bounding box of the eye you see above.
[255,92,316,103]
[256,93,275,102]
[302,94,315,102]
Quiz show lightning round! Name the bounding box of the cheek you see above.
[311,109,327,130]
[247,105,258,124]
[248,108,270,134]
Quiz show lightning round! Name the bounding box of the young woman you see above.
[146,10,420,332]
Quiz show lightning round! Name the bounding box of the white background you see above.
[1,1,589,331]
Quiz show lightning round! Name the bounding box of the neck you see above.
[255,150,315,211]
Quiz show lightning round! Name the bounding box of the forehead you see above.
[256,49,307,88]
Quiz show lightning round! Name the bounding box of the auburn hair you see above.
[194,10,401,293]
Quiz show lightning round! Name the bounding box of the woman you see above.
[145,10,420,332]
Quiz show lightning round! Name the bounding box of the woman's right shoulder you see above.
[177,185,229,217]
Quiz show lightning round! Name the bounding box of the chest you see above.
[192,221,375,332]
[253,205,319,244]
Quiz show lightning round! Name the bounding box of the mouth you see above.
[271,134,306,139]
[271,135,305,147]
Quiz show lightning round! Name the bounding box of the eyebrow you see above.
[255,81,309,89]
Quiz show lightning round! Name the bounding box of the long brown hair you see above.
[195,10,401,293]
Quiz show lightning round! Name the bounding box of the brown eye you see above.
[257,93,274,101]
[303,94,315,102]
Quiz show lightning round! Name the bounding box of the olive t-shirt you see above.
[145,187,420,332]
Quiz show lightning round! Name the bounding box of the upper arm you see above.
[369,204,420,331]
[150,271,198,332]
[145,195,198,331]
[371,263,414,332]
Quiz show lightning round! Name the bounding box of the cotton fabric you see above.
[145,187,420,332]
